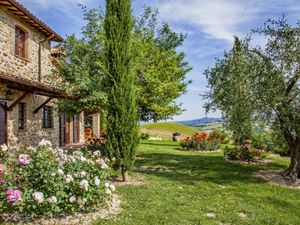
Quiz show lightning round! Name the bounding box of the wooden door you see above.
[0,101,7,144]
[73,114,80,144]
[59,115,66,146]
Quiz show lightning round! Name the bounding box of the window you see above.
[15,26,27,58]
[42,106,53,128]
[18,103,26,130]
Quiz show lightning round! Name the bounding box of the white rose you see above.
[101,163,109,169]
[80,156,87,162]
[57,169,64,176]
[1,144,8,151]
[65,174,74,183]
[110,184,116,192]
[105,188,112,195]
[47,196,57,204]
[79,180,89,191]
[94,176,100,186]
[80,171,87,177]
[32,192,44,204]
[93,151,101,157]
[104,182,110,188]
[38,139,52,147]
[69,196,76,203]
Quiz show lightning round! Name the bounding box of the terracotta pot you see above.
[172,135,180,142]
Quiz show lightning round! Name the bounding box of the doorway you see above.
[0,101,7,144]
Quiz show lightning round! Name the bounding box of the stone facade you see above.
[0,5,75,147]
[0,7,57,87]
[0,3,100,148]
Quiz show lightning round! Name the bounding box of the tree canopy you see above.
[58,6,191,121]
[205,17,300,182]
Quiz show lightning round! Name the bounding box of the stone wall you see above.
[0,87,60,147]
[0,7,58,87]
[0,7,62,147]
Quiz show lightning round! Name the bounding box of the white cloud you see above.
[156,0,259,43]
[20,0,91,9]
[18,0,95,23]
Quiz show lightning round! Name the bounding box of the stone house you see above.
[0,0,101,147]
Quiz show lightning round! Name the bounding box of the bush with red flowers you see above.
[85,136,108,157]
[180,131,222,151]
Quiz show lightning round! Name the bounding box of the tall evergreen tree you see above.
[104,0,139,181]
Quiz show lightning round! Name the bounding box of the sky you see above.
[19,0,300,121]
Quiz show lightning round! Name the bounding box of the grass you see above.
[140,122,200,140]
[96,140,300,225]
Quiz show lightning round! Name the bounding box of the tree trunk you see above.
[121,166,129,182]
[283,139,300,183]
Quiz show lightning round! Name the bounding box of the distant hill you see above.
[140,122,199,140]
[177,117,224,126]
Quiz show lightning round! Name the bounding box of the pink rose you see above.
[0,168,4,174]
[0,180,5,185]
[18,154,30,165]
[6,189,22,203]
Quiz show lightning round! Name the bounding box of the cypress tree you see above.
[104,0,139,181]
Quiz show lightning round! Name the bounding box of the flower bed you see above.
[224,140,268,162]
[180,131,223,151]
[0,140,115,220]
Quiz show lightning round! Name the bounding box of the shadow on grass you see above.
[140,142,180,147]
[133,151,287,186]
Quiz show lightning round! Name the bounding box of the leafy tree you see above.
[57,6,191,121]
[205,17,300,182]
[104,0,139,181]
[204,37,253,143]
[133,10,192,121]
[250,18,300,182]
[57,7,107,115]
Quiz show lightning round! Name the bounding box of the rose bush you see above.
[223,140,267,161]
[0,140,115,219]
[180,131,222,151]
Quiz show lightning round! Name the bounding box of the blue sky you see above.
[19,0,300,121]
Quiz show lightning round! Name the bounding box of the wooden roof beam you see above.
[7,92,28,111]
[33,97,52,114]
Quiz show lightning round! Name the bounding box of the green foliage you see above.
[58,6,191,121]
[0,144,113,219]
[104,0,139,174]
[0,144,8,161]
[223,144,253,161]
[140,132,150,140]
[204,37,253,143]
[133,9,192,121]
[57,6,107,115]
[205,17,300,178]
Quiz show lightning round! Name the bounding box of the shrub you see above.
[209,129,230,144]
[224,140,267,161]
[140,132,150,140]
[0,140,115,219]
[0,144,8,162]
[85,137,108,157]
[180,132,221,151]
[251,132,290,156]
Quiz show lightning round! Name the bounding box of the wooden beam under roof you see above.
[7,92,28,111]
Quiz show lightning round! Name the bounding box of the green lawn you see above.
[96,141,300,225]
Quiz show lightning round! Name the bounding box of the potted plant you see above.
[172,132,181,142]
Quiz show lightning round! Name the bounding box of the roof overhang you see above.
[0,0,63,42]
[0,71,69,99]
